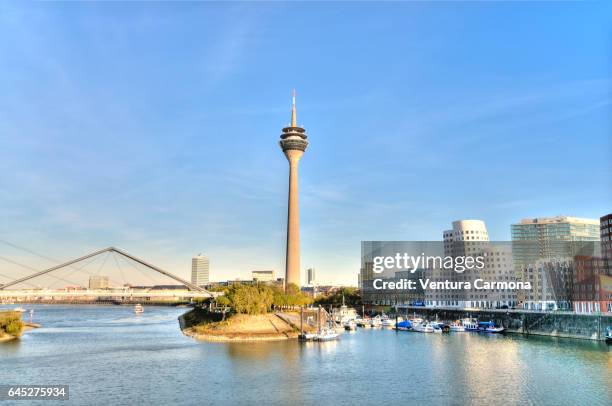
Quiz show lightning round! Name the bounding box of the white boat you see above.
[343,320,356,331]
[449,320,465,332]
[13,307,26,313]
[381,315,396,328]
[299,332,317,341]
[134,304,144,314]
[315,328,340,341]
[370,315,382,328]
[428,322,443,333]
[412,320,434,333]
[477,321,505,333]
[356,318,371,328]
[462,318,479,332]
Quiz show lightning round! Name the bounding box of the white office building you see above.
[307,268,316,285]
[252,270,275,282]
[191,254,210,287]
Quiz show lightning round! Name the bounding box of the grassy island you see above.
[0,311,24,342]
[181,283,315,342]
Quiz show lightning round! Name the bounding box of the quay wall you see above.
[396,307,612,341]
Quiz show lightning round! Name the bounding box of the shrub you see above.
[0,311,24,337]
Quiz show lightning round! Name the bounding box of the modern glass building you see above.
[511,216,600,310]
[511,216,600,267]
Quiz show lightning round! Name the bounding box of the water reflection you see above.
[0,305,610,406]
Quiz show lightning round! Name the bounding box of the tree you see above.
[212,283,312,314]
[314,287,362,307]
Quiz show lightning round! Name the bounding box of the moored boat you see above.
[477,321,504,333]
[315,328,340,341]
[395,320,412,331]
[428,322,443,333]
[356,317,371,328]
[381,315,395,328]
[605,327,612,344]
[413,320,434,333]
[344,320,356,331]
[462,318,479,332]
[370,315,382,328]
[299,332,318,341]
[449,320,465,332]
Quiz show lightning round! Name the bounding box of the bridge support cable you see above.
[0,256,40,288]
[111,252,128,287]
[117,253,160,286]
[0,240,113,287]
[94,251,110,276]
[0,254,103,289]
[108,247,207,292]
[0,247,211,294]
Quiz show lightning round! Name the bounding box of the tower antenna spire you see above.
[291,89,297,127]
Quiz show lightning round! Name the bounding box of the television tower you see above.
[279,90,308,289]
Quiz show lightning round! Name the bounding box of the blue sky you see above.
[0,1,610,285]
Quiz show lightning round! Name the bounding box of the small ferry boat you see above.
[462,318,479,332]
[134,304,144,314]
[315,328,340,341]
[477,321,504,334]
[449,320,465,332]
[343,320,356,331]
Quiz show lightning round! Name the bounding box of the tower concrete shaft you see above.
[284,149,303,287]
[279,91,308,289]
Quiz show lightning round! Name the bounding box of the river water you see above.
[1,305,610,405]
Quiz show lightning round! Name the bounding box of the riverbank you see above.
[397,307,612,341]
[180,308,311,342]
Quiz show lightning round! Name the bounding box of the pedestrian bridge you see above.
[0,247,217,301]
[0,287,214,302]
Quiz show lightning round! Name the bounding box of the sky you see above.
[0,1,610,286]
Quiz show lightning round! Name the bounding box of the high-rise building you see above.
[89,275,109,289]
[511,216,600,310]
[511,216,600,267]
[430,220,492,309]
[191,254,210,287]
[601,213,612,275]
[252,270,275,282]
[443,219,490,246]
[279,90,308,289]
[307,268,316,285]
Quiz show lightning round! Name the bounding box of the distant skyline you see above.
[0,2,610,285]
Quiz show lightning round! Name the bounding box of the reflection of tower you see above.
[280,90,308,289]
